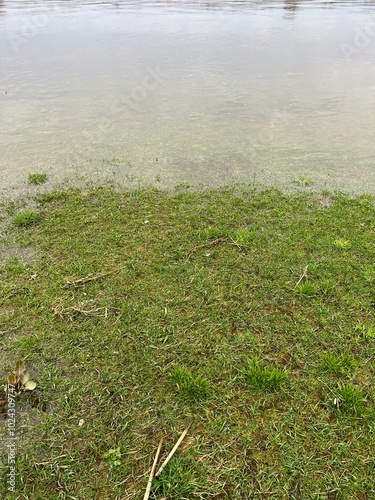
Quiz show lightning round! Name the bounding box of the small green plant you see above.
[5,360,37,396]
[103,447,122,467]
[170,366,209,402]
[335,383,366,415]
[321,353,357,376]
[28,173,48,185]
[13,209,40,227]
[240,358,287,391]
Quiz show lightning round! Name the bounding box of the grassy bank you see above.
[0,186,374,499]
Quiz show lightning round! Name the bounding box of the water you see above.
[1,0,375,195]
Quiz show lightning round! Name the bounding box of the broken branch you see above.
[155,422,192,478]
[143,437,163,500]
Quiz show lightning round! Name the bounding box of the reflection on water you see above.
[0,0,375,195]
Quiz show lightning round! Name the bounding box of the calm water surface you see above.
[1,0,375,194]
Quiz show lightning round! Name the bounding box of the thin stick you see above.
[155,423,192,478]
[54,305,108,318]
[35,454,67,465]
[143,438,163,500]
[187,237,227,256]
[63,266,126,287]
[295,265,309,287]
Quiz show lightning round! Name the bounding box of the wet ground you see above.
[1,0,375,196]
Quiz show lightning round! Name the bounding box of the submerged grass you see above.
[27,173,48,185]
[0,186,374,498]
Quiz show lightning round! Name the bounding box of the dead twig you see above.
[53,304,111,319]
[155,422,192,478]
[63,265,126,288]
[295,265,309,287]
[187,237,228,257]
[143,438,163,500]
[229,237,250,250]
[35,454,67,466]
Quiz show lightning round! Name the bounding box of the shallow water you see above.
[1,0,375,195]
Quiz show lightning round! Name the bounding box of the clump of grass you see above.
[28,173,48,185]
[170,366,209,402]
[321,353,358,376]
[293,176,313,186]
[106,157,129,165]
[152,456,201,499]
[295,281,320,296]
[235,228,255,244]
[355,324,375,341]
[13,209,40,227]
[333,238,350,249]
[175,181,191,191]
[336,383,367,415]
[240,358,288,391]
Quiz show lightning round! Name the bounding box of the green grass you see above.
[153,456,205,499]
[0,186,374,499]
[12,209,40,227]
[170,366,210,402]
[336,384,367,416]
[28,173,48,185]
[234,227,255,244]
[320,353,358,376]
[240,357,288,391]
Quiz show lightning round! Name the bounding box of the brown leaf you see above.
[14,359,26,377]
[7,374,17,386]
